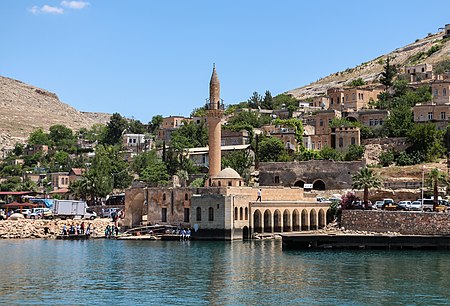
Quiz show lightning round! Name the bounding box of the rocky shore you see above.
[0,219,115,239]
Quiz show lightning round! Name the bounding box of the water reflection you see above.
[0,239,450,304]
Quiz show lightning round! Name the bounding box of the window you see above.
[441,112,446,120]
[422,67,425,72]
[185,193,189,201]
[228,181,232,186]
[196,207,202,221]
[240,207,243,220]
[245,207,248,220]
[351,137,355,145]
[434,89,438,97]
[346,95,349,102]
[162,208,167,222]
[208,207,214,221]
[339,137,343,148]
[369,119,374,126]
[330,98,334,105]
[234,207,238,220]
[162,193,166,201]
[184,208,190,222]
[379,120,383,125]
[274,176,280,184]
[319,119,323,126]
[428,112,433,120]
[374,119,379,126]
[444,88,447,96]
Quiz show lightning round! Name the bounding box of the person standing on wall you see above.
[256,189,262,202]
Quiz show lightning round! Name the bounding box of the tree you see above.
[49,124,76,151]
[352,167,382,209]
[378,150,395,167]
[258,137,286,162]
[407,123,444,162]
[273,118,304,144]
[384,103,414,137]
[344,145,365,161]
[347,78,366,87]
[69,177,91,201]
[28,128,50,145]
[221,149,254,182]
[128,119,146,134]
[261,90,274,109]
[380,56,397,90]
[171,121,208,149]
[141,159,170,186]
[272,94,298,110]
[104,113,128,145]
[319,147,343,161]
[247,91,262,109]
[426,168,447,210]
[13,143,24,156]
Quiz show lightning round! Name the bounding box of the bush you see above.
[379,150,395,167]
[344,145,365,161]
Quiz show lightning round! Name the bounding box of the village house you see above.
[327,87,382,112]
[262,125,299,151]
[402,64,434,83]
[50,172,70,190]
[346,109,389,127]
[24,144,49,157]
[413,79,450,129]
[156,116,191,142]
[68,168,85,183]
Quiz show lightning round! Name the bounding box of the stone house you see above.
[262,125,299,151]
[24,144,49,157]
[50,172,70,190]
[334,126,360,152]
[68,168,85,183]
[221,129,250,146]
[413,80,450,129]
[327,87,382,112]
[402,64,434,83]
[346,109,389,127]
[156,116,191,142]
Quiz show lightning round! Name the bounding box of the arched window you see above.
[185,193,189,201]
[351,137,355,145]
[339,137,343,147]
[234,207,238,220]
[163,193,166,201]
[245,207,248,220]
[218,181,221,186]
[196,207,202,221]
[240,207,243,220]
[208,207,214,221]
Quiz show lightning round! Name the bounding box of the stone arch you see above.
[283,209,291,232]
[239,207,243,220]
[318,209,326,229]
[294,180,305,188]
[313,179,326,190]
[292,209,300,231]
[301,209,309,231]
[264,209,272,233]
[274,209,282,232]
[254,210,262,233]
[243,226,250,240]
[347,116,358,122]
[196,207,202,221]
[125,191,145,228]
[310,209,318,230]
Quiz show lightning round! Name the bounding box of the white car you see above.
[410,201,422,211]
[29,208,53,219]
[397,201,412,211]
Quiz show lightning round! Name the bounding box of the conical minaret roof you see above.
[209,64,220,105]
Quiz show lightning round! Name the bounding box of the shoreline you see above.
[0,219,114,239]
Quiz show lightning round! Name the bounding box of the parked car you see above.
[352,200,373,210]
[101,207,120,218]
[397,201,412,211]
[410,201,423,211]
[374,201,384,209]
[29,208,53,219]
[15,209,32,218]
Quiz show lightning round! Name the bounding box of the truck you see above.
[53,200,97,220]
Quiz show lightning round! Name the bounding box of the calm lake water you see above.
[1,239,450,305]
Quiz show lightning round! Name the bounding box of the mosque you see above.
[123,66,330,240]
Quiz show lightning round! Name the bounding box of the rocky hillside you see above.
[0,76,110,153]
[286,30,450,99]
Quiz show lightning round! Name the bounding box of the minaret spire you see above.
[206,64,224,178]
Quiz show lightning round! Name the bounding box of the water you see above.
[1,239,450,305]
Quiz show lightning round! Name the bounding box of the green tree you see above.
[69,177,91,201]
[49,124,76,151]
[104,113,128,145]
[344,145,365,161]
[247,91,262,109]
[351,167,382,209]
[379,56,397,90]
[272,94,298,110]
[433,58,450,75]
[130,150,159,176]
[13,143,24,156]
[319,147,343,161]
[426,168,447,209]
[148,115,163,135]
[28,128,50,145]
[384,103,414,137]
[347,78,366,87]
[141,159,170,186]
[407,123,444,162]
[378,150,395,167]
[171,121,208,149]
[128,119,146,134]
[273,118,304,144]
[261,90,274,109]
[258,137,286,162]
[222,149,254,182]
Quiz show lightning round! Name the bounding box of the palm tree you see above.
[426,168,447,210]
[352,167,382,209]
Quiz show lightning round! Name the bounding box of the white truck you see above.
[53,200,97,220]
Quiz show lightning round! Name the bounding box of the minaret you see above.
[206,64,224,177]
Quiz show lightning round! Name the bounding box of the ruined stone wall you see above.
[342,210,450,235]
[259,160,365,190]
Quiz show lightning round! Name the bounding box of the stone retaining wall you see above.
[341,210,450,235]
[0,219,114,239]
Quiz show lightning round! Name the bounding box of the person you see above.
[81,222,85,235]
[180,228,186,240]
[62,224,67,235]
[186,228,191,240]
[256,189,262,202]
[115,226,119,237]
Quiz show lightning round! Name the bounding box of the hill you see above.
[286,30,450,99]
[0,76,110,153]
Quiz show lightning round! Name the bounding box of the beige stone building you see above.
[413,80,450,129]
[327,87,382,112]
[262,125,299,151]
[334,126,360,152]
[403,64,434,83]
[347,109,389,127]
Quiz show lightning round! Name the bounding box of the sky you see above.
[1,1,450,123]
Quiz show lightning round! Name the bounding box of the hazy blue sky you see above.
[1,1,450,122]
